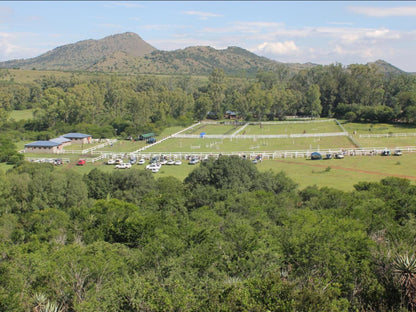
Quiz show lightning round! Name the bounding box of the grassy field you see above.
[342,121,416,134]
[256,153,416,191]
[9,109,35,121]
[243,120,342,135]
[184,123,239,135]
[355,136,416,148]
[144,136,355,153]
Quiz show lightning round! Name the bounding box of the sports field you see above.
[242,120,342,135]
[144,136,354,153]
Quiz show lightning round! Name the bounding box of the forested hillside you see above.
[1,157,416,311]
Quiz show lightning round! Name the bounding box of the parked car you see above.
[54,158,63,165]
[146,163,161,170]
[335,153,344,159]
[115,163,131,169]
[174,160,182,165]
[107,159,116,165]
[76,159,86,166]
[167,159,175,165]
[381,150,391,156]
[151,167,160,173]
[137,158,146,165]
[189,158,199,165]
[394,150,402,156]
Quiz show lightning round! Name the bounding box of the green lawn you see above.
[356,136,416,148]
[256,153,416,191]
[9,109,35,121]
[342,121,416,134]
[184,124,240,135]
[145,136,355,153]
[243,120,342,135]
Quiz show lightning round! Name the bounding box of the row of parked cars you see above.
[106,157,184,171]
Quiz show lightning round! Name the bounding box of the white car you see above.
[137,158,146,165]
[167,160,175,165]
[335,153,344,159]
[107,159,116,165]
[160,159,168,165]
[151,167,160,173]
[146,163,161,170]
[115,163,131,169]
[174,160,182,165]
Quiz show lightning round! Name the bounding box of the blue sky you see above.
[1,1,416,72]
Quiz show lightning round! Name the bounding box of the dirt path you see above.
[273,159,416,180]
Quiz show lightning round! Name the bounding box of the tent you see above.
[200,132,206,138]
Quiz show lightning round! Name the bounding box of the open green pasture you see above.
[256,152,416,191]
[342,121,416,134]
[243,120,342,135]
[86,140,146,153]
[356,136,416,148]
[184,123,240,135]
[145,136,355,153]
[9,109,35,121]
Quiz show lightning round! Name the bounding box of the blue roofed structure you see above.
[50,137,71,145]
[24,141,63,153]
[62,133,92,144]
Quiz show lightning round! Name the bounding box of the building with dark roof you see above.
[24,141,63,153]
[50,137,72,147]
[62,133,92,144]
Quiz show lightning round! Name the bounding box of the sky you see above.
[1,1,416,72]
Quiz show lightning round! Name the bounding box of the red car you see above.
[76,159,86,166]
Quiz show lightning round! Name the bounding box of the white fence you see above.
[359,133,416,138]
[174,132,349,139]
[93,146,416,162]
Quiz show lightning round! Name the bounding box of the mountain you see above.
[0,32,156,71]
[367,59,407,76]
[86,45,315,76]
[0,32,410,76]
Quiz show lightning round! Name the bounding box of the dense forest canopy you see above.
[1,158,416,311]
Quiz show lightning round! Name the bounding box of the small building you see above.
[225,110,237,119]
[24,141,63,154]
[139,133,155,141]
[50,137,72,147]
[62,133,92,144]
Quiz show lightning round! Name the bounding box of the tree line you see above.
[1,157,416,311]
[1,64,416,143]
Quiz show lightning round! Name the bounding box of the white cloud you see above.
[255,41,299,55]
[0,32,45,61]
[349,6,416,17]
[183,11,223,20]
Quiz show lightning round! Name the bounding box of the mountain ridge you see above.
[0,32,410,76]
